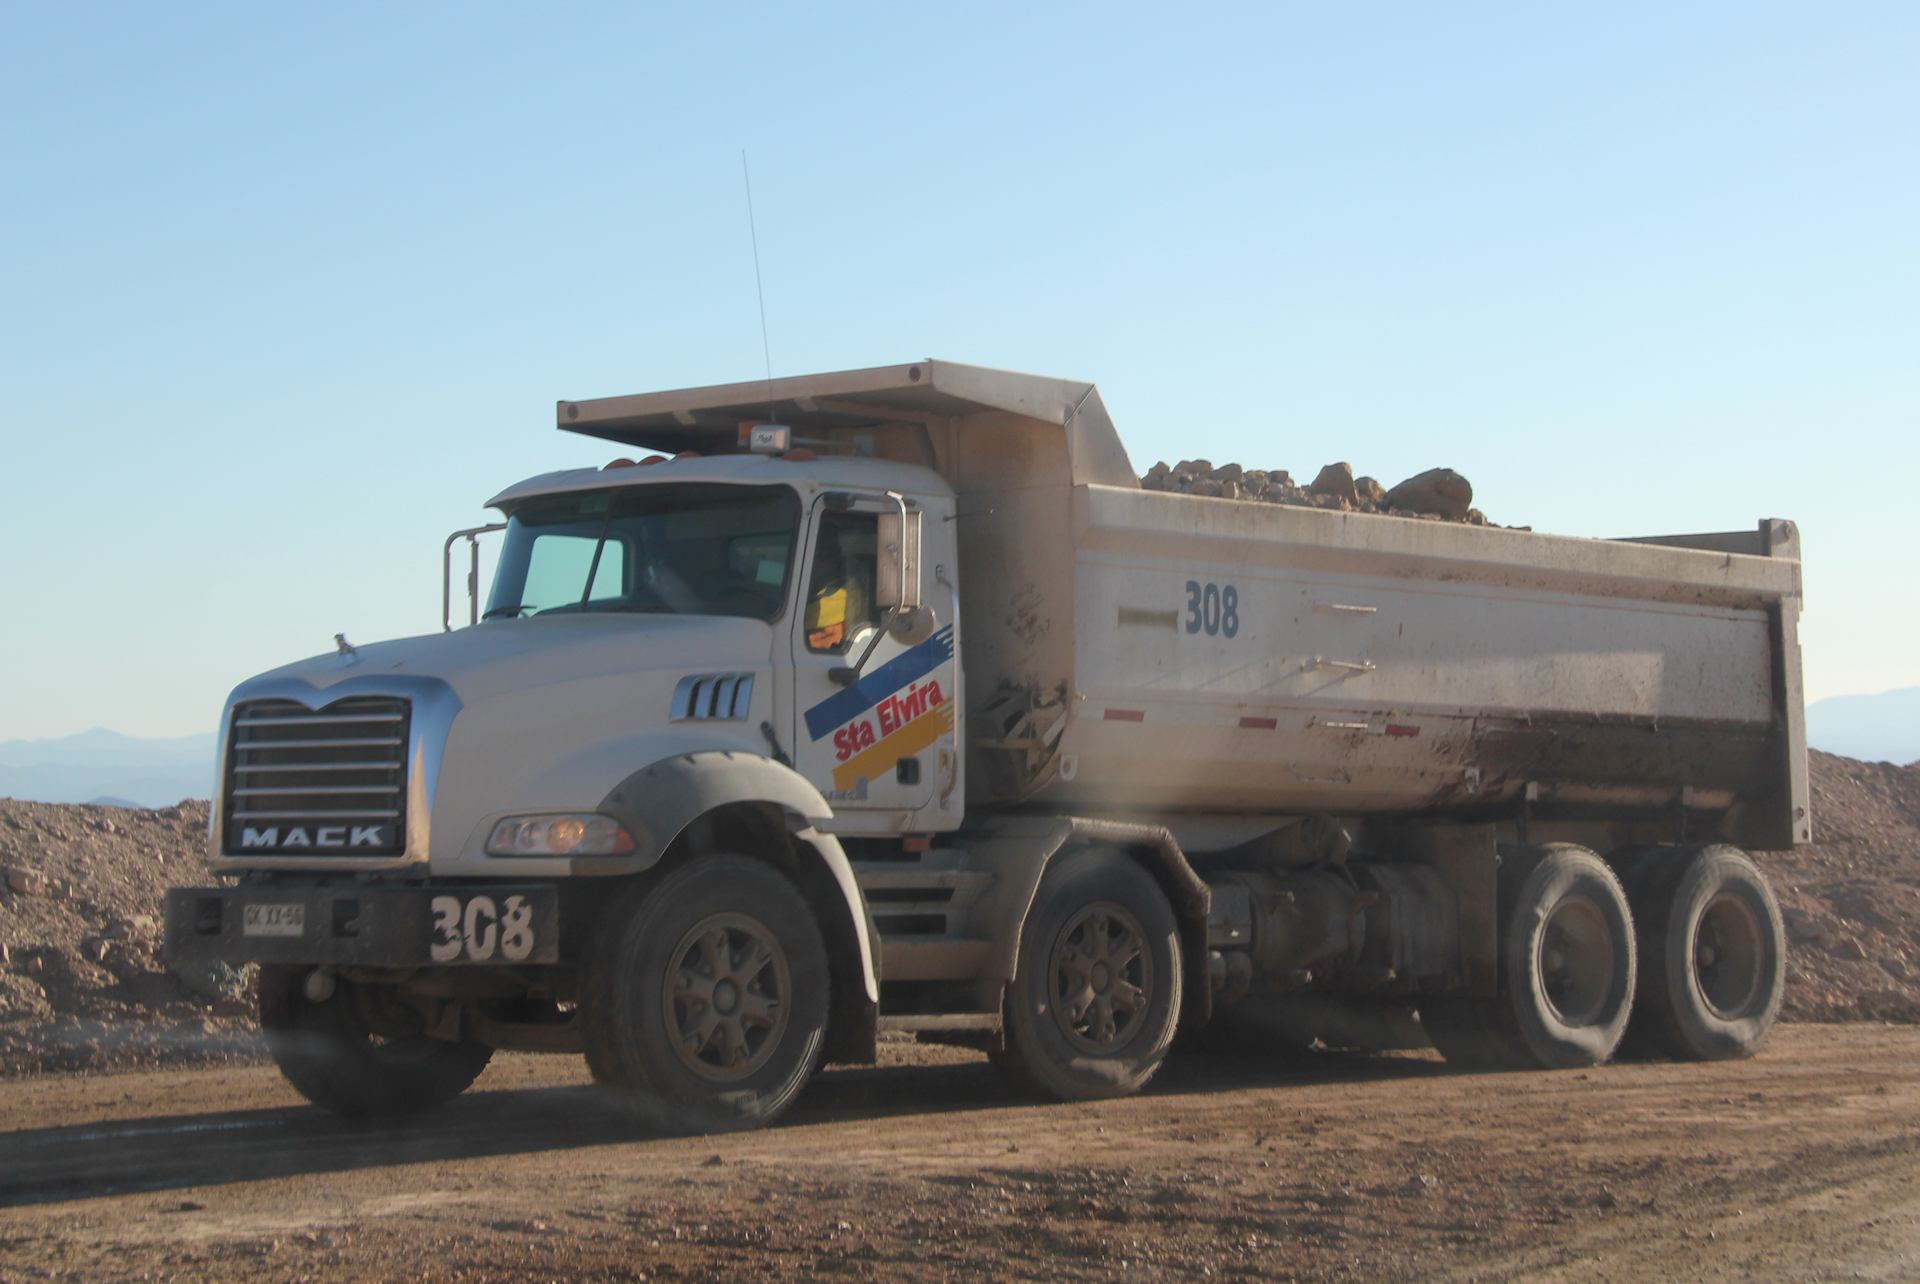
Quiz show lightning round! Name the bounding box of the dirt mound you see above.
[0,749,1914,1077]
[1757,750,1920,1022]
[0,798,259,1077]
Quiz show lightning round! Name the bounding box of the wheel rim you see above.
[1537,894,1616,1028]
[1049,902,1153,1054]
[1693,892,1765,1019]
[662,912,792,1083]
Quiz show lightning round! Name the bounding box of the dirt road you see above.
[2,1024,1917,1281]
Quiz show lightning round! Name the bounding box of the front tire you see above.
[581,855,829,1134]
[1623,845,1785,1061]
[1000,848,1183,1100]
[258,966,493,1117]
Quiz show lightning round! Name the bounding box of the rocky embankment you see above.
[0,749,1914,1077]
[1767,751,1920,1022]
[0,800,258,1076]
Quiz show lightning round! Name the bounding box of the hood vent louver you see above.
[671,673,755,722]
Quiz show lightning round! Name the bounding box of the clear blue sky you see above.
[3,2,1915,740]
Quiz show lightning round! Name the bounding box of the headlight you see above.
[486,813,635,856]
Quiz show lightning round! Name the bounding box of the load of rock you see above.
[1143,459,1492,525]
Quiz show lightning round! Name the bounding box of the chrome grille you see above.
[223,696,411,856]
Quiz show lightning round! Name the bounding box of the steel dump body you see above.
[1053,486,1804,849]
[559,360,1807,851]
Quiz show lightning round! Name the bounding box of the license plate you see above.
[243,902,305,937]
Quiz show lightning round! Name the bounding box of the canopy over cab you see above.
[555,359,1139,491]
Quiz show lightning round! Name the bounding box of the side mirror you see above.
[876,507,922,610]
[830,492,921,687]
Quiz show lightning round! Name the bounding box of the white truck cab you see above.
[220,452,965,874]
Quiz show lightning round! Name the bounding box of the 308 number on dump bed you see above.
[1184,580,1240,638]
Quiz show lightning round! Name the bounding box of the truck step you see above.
[878,937,993,982]
[856,866,1000,948]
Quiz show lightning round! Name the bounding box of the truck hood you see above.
[245,615,773,705]
[220,614,783,870]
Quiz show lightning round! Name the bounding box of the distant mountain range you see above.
[0,728,217,808]
[1807,687,1920,766]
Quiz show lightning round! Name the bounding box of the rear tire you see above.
[1623,845,1784,1061]
[258,966,493,1117]
[1001,848,1183,1100]
[1426,844,1637,1071]
[581,855,829,1134]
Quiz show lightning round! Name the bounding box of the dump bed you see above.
[559,360,1808,850]
[1040,487,1806,849]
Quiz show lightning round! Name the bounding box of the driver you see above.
[805,536,871,651]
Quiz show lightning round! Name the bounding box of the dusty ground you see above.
[1,1025,1917,1281]
[1,754,1915,1279]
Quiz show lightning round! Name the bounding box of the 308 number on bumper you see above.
[430,893,538,963]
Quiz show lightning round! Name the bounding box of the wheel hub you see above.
[1537,894,1615,1029]
[1695,893,1764,1019]
[1049,902,1153,1055]
[662,913,791,1083]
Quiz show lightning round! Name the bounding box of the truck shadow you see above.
[0,1048,1449,1208]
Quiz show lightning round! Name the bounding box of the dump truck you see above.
[165,360,1804,1128]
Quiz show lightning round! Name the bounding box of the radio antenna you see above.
[740,149,776,424]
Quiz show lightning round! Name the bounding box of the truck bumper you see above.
[164,883,562,969]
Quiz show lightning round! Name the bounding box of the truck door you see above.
[787,494,957,823]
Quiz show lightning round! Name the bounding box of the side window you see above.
[804,512,879,653]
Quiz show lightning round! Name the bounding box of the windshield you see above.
[484,482,801,622]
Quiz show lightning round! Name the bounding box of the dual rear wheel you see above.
[1620,844,1786,1061]
[1424,842,1784,1072]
